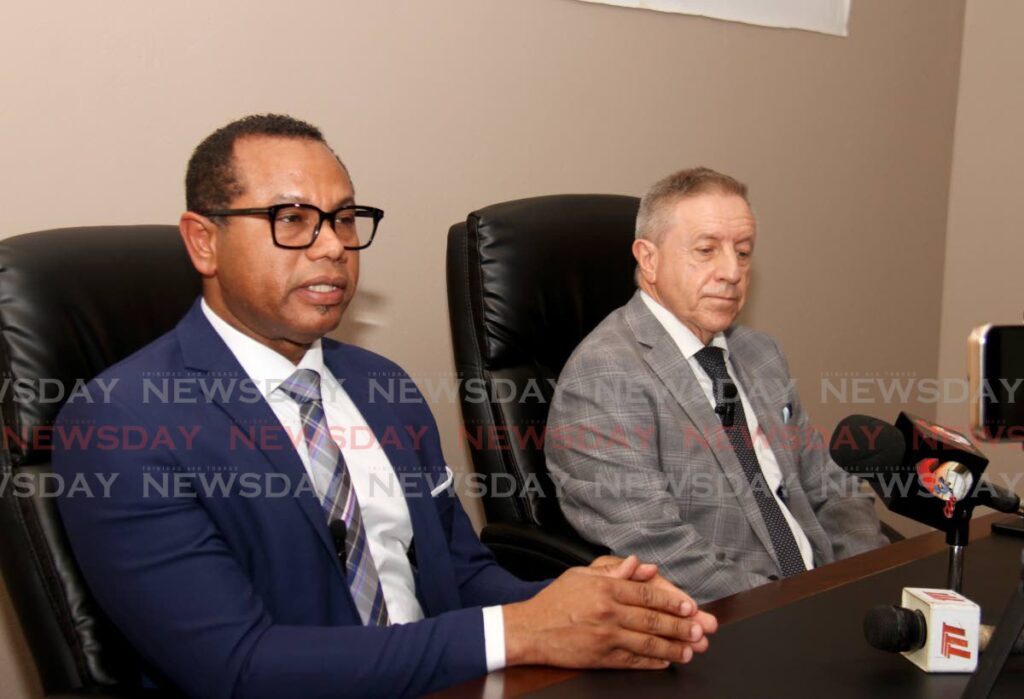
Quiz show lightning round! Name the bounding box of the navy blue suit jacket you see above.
[53,301,544,699]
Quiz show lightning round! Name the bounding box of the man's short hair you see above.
[635,166,749,243]
[185,114,331,214]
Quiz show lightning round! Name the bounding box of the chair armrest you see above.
[481,522,610,581]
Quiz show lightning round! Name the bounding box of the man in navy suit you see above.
[53,114,717,698]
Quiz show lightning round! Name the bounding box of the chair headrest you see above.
[0,225,201,465]
[452,194,639,378]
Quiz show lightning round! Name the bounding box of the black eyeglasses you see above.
[199,203,384,250]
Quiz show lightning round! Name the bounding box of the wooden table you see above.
[431,513,1024,698]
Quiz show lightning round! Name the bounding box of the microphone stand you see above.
[946,506,974,593]
[948,543,966,594]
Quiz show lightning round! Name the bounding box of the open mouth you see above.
[296,280,346,304]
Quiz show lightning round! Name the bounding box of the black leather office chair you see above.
[0,225,200,698]
[446,194,641,580]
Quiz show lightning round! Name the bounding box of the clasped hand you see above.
[503,555,717,670]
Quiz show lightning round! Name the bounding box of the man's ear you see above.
[179,212,218,277]
[632,238,658,285]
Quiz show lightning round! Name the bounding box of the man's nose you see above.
[307,217,347,261]
[716,249,742,283]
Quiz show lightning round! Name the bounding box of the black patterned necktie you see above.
[693,346,807,577]
[278,369,390,625]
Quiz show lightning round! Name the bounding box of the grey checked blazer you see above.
[545,292,888,604]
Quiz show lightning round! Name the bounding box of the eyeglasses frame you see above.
[198,203,384,250]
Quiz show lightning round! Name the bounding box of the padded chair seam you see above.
[462,213,488,367]
[464,214,529,524]
[13,483,93,686]
[0,307,92,686]
[0,323,24,466]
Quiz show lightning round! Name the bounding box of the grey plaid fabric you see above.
[546,292,887,603]
[278,369,389,626]
[693,346,806,577]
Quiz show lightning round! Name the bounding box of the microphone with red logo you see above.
[829,413,996,590]
[866,605,1024,656]
[829,413,991,540]
[830,413,1024,519]
[863,588,982,672]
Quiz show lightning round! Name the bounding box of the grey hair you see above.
[635,166,749,244]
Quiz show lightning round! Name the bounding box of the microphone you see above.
[863,588,981,672]
[866,606,1024,655]
[831,413,1009,592]
[329,519,347,560]
[830,413,972,535]
[829,414,907,476]
[976,482,1024,517]
[865,604,928,652]
[830,414,1022,515]
[713,380,737,428]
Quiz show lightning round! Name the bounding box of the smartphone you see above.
[969,325,1024,442]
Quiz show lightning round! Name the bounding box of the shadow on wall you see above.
[332,289,389,347]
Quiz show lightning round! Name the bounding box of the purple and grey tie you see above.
[278,368,389,626]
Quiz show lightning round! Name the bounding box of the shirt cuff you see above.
[481,605,506,672]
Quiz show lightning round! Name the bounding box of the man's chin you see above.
[294,304,346,337]
[698,313,738,337]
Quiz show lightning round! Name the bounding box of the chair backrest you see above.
[446,194,639,528]
[0,226,200,695]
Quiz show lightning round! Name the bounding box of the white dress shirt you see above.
[201,301,506,670]
[639,292,815,570]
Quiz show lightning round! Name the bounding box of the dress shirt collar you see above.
[639,290,730,360]
[200,299,327,402]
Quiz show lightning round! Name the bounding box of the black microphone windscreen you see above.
[830,415,906,475]
[863,605,927,653]
[329,519,347,558]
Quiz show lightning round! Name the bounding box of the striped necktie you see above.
[278,368,390,625]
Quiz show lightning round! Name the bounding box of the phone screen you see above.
[971,325,1024,441]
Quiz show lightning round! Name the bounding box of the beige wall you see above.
[0,0,966,695]
[937,0,1024,503]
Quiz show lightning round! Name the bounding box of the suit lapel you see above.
[624,294,780,564]
[175,302,343,576]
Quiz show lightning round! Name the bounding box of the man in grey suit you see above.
[545,167,888,604]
